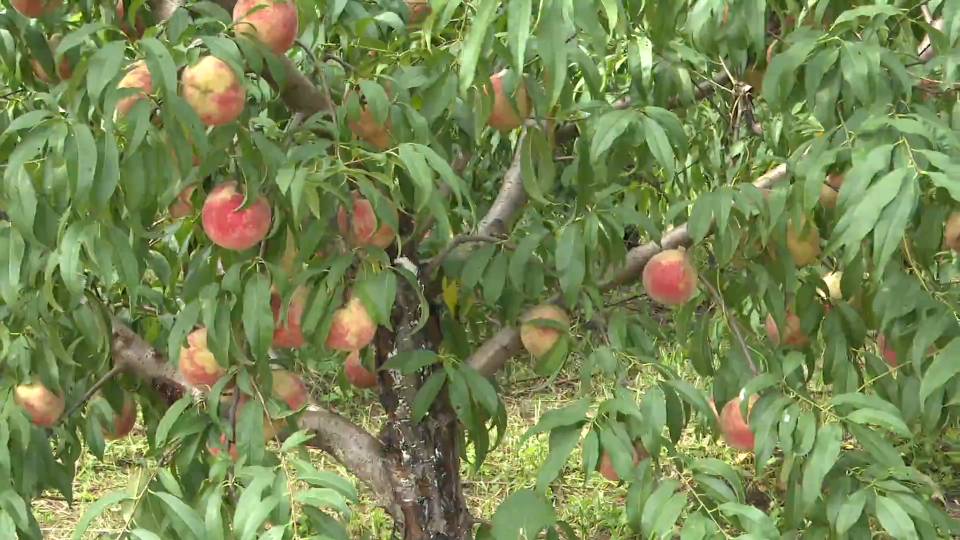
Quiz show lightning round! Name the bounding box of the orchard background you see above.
[0,0,959,538]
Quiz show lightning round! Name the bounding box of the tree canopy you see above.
[0,0,958,539]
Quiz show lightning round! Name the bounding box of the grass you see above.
[34,345,960,539]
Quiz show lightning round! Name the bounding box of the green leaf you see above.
[875,495,919,540]
[139,38,179,95]
[295,488,349,516]
[919,337,960,409]
[506,0,531,72]
[535,425,581,491]
[642,116,676,177]
[509,232,543,292]
[243,273,273,362]
[129,530,164,540]
[835,488,867,535]
[71,122,98,209]
[845,408,911,437]
[460,365,499,417]
[71,491,133,540]
[801,423,843,510]
[87,41,126,104]
[291,458,359,501]
[833,4,901,25]
[204,486,224,540]
[155,394,192,448]
[641,480,682,539]
[490,489,557,540]
[590,110,639,162]
[521,399,590,442]
[58,222,86,297]
[458,0,501,94]
[358,79,390,126]
[279,430,315,453]
[412,371,447,423]
[154,492,206,538]
[397,143,434,212]
[381,350,439,374]
[482,252,508,306]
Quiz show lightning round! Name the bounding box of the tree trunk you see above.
[373,276,471,539]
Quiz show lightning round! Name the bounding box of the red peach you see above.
[270,369,309,410]
[325,297,377,352]
[201,181,272,250]
[785,216,821,267]
[344,89,392,150]
[169,185,197,219]
[344,351,378,388]
[719,394,758,451]
[875,334,935,368]
[209,433,239,461]
[30,34,71,84]
[336,193,398,248]
[519,304,570,359]
[116,0,146,41]
[271,286,308,348]
[233,0,299,55]
[179,328,228,391]
[486,70,531,132]
[181,55,246,126]
[641,249,699,306]
[406,0,430,21]
[14,379,65,427]
[116,60,153,115]
[943,212,960,252]
[101,392,138,440]
[598,441,647,482]
[764,311,807,347]
[10,0,61,18]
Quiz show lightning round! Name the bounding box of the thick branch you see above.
[109,320,399,514]
[467,164,789,376]
[476,129,529,238]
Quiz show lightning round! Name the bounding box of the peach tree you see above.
[0,0,958,538]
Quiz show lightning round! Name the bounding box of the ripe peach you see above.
[598,441,647,482]
[943,212,960,252]
[10,0,61,18]
[765,311,807,347]
[325,297,377,352]
[875,334,935,368]
[181,55,246,126]
[270,369,309,410]
[784,216,821,266]
[116,60,153,115]
[179,327,228,391]
[271,286,308,348]
[30,35,71,83]
[101,392,138,440]
[337,193,398,248]
[116,0,146,41]
[344,351,378,388]
[344,89,392,150]
[719,394,758,451]
[169,185,196,219]
[201,181,272,250]
[233,0,299,55]
[14,380,65,427]
[209,433,239,461]
[406,0,430,21]
[519,304,570,358]
[819,172,844,209]
[641,249,699,306]
[486,70,530,132]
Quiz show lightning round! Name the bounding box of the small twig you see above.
[227,387,242,441]
[61,364,125,421]
[321,53,355,72]
[423,234,509,276]
[698,275,759,376]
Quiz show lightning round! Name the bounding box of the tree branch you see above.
[60,364,124,421]
[476,129,529,238]
[467,163,789,376]
[109,319,402,516]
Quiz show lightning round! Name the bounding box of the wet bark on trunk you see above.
[373,220,470,539]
